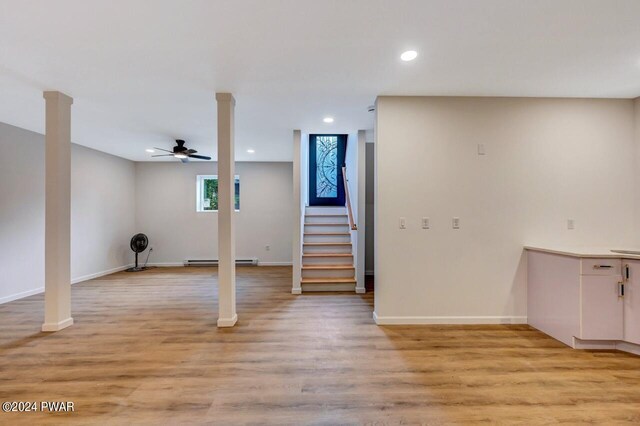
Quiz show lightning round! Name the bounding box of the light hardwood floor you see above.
[1,266,640,424]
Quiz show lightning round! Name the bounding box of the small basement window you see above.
[197,175,240,212]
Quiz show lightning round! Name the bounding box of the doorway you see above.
[308,134,347,206]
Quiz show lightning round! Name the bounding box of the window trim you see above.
[196,174,240,212]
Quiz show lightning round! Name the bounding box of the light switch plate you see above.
[400,217,406,229]
[452,217,460,229]
[422,217,430,229]
[478,143,486,155]
[567,219,575,230]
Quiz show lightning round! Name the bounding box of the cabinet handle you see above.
[625,264,630,281]
[618,282,625,297]
[593,265,613,269]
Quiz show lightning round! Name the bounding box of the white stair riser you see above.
[303,244,352,254]
[302,256,353,266]
[305,215,349,224]
[302,268,355,279]
[304,224,350,233]
[305,207,346,215]
[302,283,356,292]
[304,234,351,243]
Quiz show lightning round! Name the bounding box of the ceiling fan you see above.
[152,140,211,163]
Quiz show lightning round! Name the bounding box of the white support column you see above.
[215,93,237,327]
[292,130,302,294]
[355,130,367,294]
[42,91,74,332]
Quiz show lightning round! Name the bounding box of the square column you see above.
[292,130,302,294]
[215,93,237,327]
[42,91,74,332]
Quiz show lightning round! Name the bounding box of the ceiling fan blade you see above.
[180,157,190,163]
[153,147,174,153]
[151,154,175,157]
[188,154,211,160]
[186,149,197,154]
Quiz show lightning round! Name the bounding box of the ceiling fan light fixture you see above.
[174,153,188,159]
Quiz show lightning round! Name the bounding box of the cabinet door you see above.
[624,261,640,345]
[581,275,624,340]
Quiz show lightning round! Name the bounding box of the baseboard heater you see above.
[183,259,258,267]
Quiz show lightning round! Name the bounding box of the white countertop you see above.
[524,245,640,259]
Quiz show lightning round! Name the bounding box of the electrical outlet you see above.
[452,217,460,229]
[422,217,430,229]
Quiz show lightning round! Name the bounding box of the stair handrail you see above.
[342,166,357,231]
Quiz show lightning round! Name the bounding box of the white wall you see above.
[71,145,136,280]
[0,123,45,302]
[135,161,293,265]
[365,143,375,275]
[634,97,640,241]
[0,122,135,304]
[375,97,637,324]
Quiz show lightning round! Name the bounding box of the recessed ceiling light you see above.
[145,148,155,153]
[400,50,418,61]
[247,149,255,154]
[323,117,334,123]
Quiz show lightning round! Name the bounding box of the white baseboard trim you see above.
[1,264,132,305]
[572,338,615,350]
[355,287,366,294]
[42,317,74,332]
[0,287,45,305]
[616,341,640,356]
[71,264,133,284]
[573,337,640,356]
[217,314,238,327]
[147,262,293,267]
[373,312,528,325]
[291,288,302,295]
[145,262,184,267]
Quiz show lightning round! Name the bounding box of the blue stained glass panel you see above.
[316,136,338,198]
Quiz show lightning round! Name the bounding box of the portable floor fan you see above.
[125,233,150,272]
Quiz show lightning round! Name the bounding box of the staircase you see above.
[301,206,356,292]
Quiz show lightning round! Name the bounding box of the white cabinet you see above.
[527,248,640,354]
[580,275,624,340]
[623,260,640,345]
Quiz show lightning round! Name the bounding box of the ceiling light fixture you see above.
[400,50,418,61]
[323,117,334,123]
[247,149,255,154]
[145,148,155,153]
[174,153,188,159]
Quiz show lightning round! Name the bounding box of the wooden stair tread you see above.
[302,253,353,257]
[302,265,355,270]
[303,242,351,246]
[301,278,357,284]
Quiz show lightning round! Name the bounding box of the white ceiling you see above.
[1,0,640,162]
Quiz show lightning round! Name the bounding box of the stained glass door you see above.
[309,134,347,206]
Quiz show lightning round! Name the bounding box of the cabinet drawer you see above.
[581,258,621,276]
